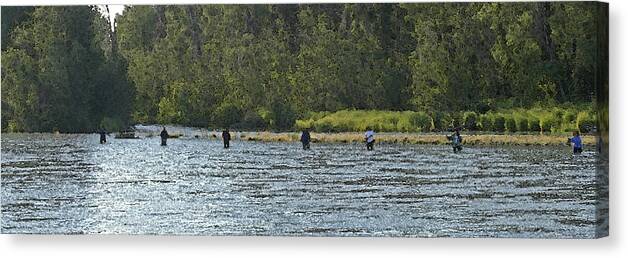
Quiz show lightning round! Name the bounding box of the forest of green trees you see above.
[1,3,607,133]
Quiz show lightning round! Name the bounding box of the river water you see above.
[1,132,601,238]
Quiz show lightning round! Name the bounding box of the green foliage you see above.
[528,116,541,132]
[100,117,125,132]
[504,116,517,132]
[2,3,601,133]
[514,115,529,132]
[576,111,596,133]
[1,7,34,51]
[478,114,493,131]
[296,107,589,133]
[463,112,478,130]
[539,114,557,133]
[237,111,268,130]
[430,111,446,131]
[562,111,576,125]
[414,112,433,132]
[299,110,433,133]
[1,6,132,133]
[492,114,506,132]
[212,103,243,128]
[268,99,297,130]
[295,119,314,131]
[7,120,22,133]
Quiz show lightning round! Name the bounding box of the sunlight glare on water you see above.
[1,132,599,237]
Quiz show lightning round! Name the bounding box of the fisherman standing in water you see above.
[568,131,583,154]
[364,127,375,151]
[222,128,231,148]
[301,128,311,150]
[160,126,169,146]
[98,128,108,144]
[448,128,463,153]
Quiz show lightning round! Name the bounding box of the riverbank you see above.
[217,131,597,146]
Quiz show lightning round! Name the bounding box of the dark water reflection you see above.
[1,133,599,237]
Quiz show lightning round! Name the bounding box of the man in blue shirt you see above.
[568,131,583,154]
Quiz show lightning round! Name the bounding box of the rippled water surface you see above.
[1,133,600,237]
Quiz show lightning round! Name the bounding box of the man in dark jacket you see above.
[222,129,231,148]
[98,128,108,144]
[301,129,311,150]
[160,126,169,146]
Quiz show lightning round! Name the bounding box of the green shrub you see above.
[478,114,493,131]
[238,110,268,130]
[505,115,517,132]
[440,113,455,131]
[451,112,463,128]
[410,112,432,132]
[294,107,593,134]
[562,111,577,125]
[430,111,446,131]
[313,118,334,132]
[268,100,297,130]
[212,103,243,128]
[539,114,557,133]
[528,116,541,132]
[256,108,272,126]
[463,111,478,130]
[515,115,528,132]
[100,117,125,132]
[576,111,596,133]
[396,112,416,133]
[7,120,22,133]
[557,111,577,133]
[493,114,506,132]
[552,108,565,122]
[158,97,184,124]
[295,119,314,131]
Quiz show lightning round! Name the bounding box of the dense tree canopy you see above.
[1,6,132,132]
[1,3,606,132]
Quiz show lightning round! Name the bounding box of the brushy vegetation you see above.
[295,105,597,134]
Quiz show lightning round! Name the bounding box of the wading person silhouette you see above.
[222,128,231,148]
[568,131,583,154]
[301,129,311,150]
[364,127,375,151]
[160,126,169,146]
[448,129,463,153]
[98,128,108,144]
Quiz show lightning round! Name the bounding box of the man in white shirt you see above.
[364,127,375,151]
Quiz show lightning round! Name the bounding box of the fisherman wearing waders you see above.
[98,128,108,144]
[568,131,583,154]
[222,129,231,148]
[160,126,169,146]
[447,129,463,153]
[365,127,375,151]
[301,129,311,150]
